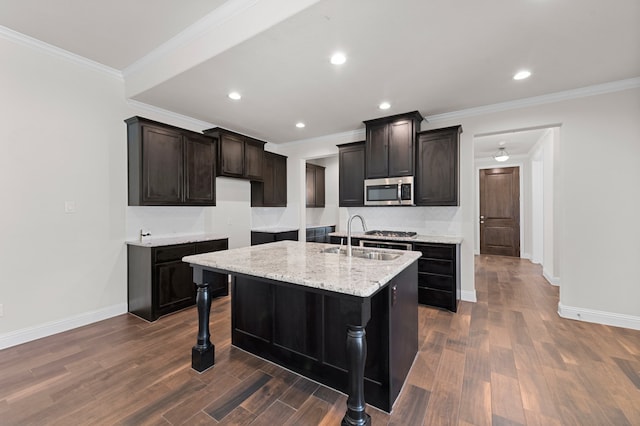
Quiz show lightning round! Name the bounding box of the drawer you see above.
[418,273,454,292]
[154,244,195,263]
[418,258,453,275]
[418,287,455,311]
[413,243,454,260]
[195,239,228,254]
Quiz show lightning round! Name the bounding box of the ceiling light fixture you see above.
[296,122,306,128]
[228,91,241,100]
[378,102,391,110]
[513,70,531,80]
[493,147,510,162]
[330,52,347,65]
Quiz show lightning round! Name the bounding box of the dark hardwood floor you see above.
[1,255,639,425]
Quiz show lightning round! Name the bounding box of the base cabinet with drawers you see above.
[251,230,299,246]
[127,238,229,321]
[413,242,460,312]
[306,226,335,243]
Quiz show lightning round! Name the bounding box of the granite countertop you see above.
[251,227,299,233]
[329,231,463,245]
[183,240,421,298]
[126,233,228,248]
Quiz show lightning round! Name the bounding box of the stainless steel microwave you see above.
[364,176,414,206]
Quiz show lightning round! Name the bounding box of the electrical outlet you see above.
[64,201,76,213]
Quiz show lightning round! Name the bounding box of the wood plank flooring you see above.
[1,254,639,425]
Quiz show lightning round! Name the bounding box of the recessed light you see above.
[228,91,241,100]
[378,102,391,110]
[513,70,531,80]
[296,122,306,128]
[330,52,347,65]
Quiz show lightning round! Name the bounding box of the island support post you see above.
[191,267,214,372]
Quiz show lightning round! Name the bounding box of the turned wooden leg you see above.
[342,325,371,426]
[191,280,214,372]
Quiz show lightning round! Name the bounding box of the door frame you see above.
[475,161,525,257]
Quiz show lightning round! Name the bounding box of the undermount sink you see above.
[321,246,401,261]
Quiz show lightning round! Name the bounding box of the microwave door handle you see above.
[397,184,401,204]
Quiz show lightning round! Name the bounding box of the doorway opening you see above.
[474,125,560,286]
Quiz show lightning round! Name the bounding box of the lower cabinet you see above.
[413,242,460,312]
[251,230,299,246]
[305,226,336,243]
[127,238,229,321]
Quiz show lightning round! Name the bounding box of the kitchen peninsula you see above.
[183,240,421,425]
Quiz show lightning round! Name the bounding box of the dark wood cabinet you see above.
[306,226,335,243]
[126,116,216,206]
[338,142,365,206]
[203,127,265,180]
[251,151,287,207]
[415,126,461,206]
[306,163,325,208]
[251,230,299,245]
[127,238,228,321]
[230,261,418,412]
[363,111,423,179]
[413,242,460,312]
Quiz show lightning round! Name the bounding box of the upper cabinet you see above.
[363,111,423,179]
[203,127,265,180]
[126,116,216,206]
[338,142,365,207]
[306,163,325,208]
[251,151,287,207]
[415,125,462,206]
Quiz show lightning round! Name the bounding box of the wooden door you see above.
[184,134,215,205]
[365,122,389,178]
[415,126,460,206]
[244,139,264,180]
[479,167,520,257]
[338,142,365,206]
[219,133,244,177]
[305,164,316,207]
[315,165,325,207]
[141,125,183,204]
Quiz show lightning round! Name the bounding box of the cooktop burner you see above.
[364,230,417,238]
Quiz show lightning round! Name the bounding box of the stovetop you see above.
[364,230,417,238]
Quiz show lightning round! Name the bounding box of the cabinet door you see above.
[339,143,365,206]
[155,260,195,316]
[273,153,287,206]
[244,139,264,180]
[415,127,460,206]
[388,119,414,177]
[306,164,316,207]
[366,122,389,178]
[262,152,276,205]
[141,125,183,204]
[315,166,325,207]
[184,134,216,205]
[219,133,244,177]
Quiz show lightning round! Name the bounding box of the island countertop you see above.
[183,240,421,298]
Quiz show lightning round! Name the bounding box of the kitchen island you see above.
[183,240,421,425]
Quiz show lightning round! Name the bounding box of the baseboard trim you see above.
[0,303,128,350]
[543,270,560,286]
[461,290,477,303]
[557,302,640,331]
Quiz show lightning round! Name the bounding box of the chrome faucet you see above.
[347,214,368,257]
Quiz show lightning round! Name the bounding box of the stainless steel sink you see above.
[321,246,401,261]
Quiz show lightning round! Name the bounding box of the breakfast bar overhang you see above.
[183,240,421,425]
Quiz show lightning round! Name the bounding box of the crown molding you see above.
[426,77,640,122]
[122,0,259,77]
[0,25,122,80]
[127,99,214,130]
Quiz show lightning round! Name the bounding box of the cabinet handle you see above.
[480,221,484,224]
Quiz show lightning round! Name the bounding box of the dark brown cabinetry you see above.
[306,226,335,243]
[338,142,365,207]
[127,238,228,321]
[251,151,287,207]
[251,230,299,245]
[413,242,460,312]
[363,111,423,179]
[415,125,461,206]
[126,116,216,206]
[203,127,265,180]
[305,163,325,207]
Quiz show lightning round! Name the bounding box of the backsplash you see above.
[341,206,462,236]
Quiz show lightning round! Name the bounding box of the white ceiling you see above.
[2,0,639,143]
